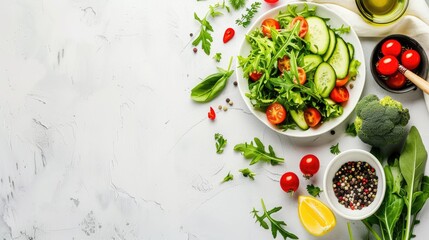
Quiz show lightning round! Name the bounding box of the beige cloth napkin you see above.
[305,0,429,53]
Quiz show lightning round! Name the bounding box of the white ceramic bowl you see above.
[236,2,366,138]
[323,149,386,220]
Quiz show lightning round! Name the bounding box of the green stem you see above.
[362,220,382,240]
[347,222,354,240]
[404,199,413,240]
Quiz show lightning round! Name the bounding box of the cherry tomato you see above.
[381,39,402,57]
[249,71,263,81]
[299,154,320,179]
[261,18,280,38]
[335,75,349,87]
[294,67,307,85]
[266,103,286,124]
[401,49,421,70]
[208,107,216,120]
[386,72,407,89]
[376,55,399,76]
[304,107,322,128]
[264,0,279,3]
[280,172,299,193]
[330,86,349,103]
[290,16,309,38]
[278,55,291,72]
[223,28,235,43]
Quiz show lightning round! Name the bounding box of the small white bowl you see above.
[323,149,386,220]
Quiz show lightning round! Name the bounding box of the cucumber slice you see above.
[303,54,323,72]
[323,29,336,61]
[304,17,330,55]
[290,109,309,130]
[347,42,355,60]
[327,37,350,79]
[314,62,336,97]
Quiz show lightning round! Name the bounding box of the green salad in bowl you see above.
[236,2,365,137]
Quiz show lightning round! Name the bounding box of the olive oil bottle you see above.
[356,0,409,24]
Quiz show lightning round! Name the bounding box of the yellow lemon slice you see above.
[298,196,336,236]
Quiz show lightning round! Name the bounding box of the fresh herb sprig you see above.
[332,24,351,34]
[252,199,299,239]
[234,137,284,165]
[236,2,261,28]
[239,168,256,180]
[330,143,340,155]
[306,184,323,197]
[222,172,234,183]
[213,52,222,62]
[215,133,227,153]
[190,57,234,102]
[229,0,246,10]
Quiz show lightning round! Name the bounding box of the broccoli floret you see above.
[354,95,410,148]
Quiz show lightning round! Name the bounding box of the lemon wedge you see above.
[298,196,336,236]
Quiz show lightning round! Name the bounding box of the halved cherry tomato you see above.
[381,39,402,57]
[249,71,263,81]
[264,0,279,3]
[376,55,399,76]
[401,49,420,70]
[223,28,235,43]
[330,86,349,103]
[294,67,307,85]
[290,16,309,38]
[304,107,321,128]
[266,102,286,125]
[208,107,216,120]
[261,18,280,38]
[278,55,291,72]
[386,72,406,89]
[336,75,349,87]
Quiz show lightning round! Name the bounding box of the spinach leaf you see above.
[191,57,234,102]
[399,126,428,240]
[411,176,429,214]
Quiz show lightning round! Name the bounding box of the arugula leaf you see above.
[191,57,234,102]
[236,2,261,28]
[399,126,428,240]
[345,123,357,137]
[234,137,284,165]
[332,24,351,34]
[215,133,227,153]
[239,168,256,180]
[229,0,246,10]
[213,52,222,62]
[252,199,298,239]
[306,184,323,197]
[330,143,340,155]
[222,172,234,183]
[192,13,214,55]
[209,1,230,18]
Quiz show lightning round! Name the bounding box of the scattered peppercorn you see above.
[228,101,233,106]
[330,130,336,135]
[332,161,378,210]
[233,81,238,86]
[190,33,193,37]
[223,106,228,111]
[218,105,222,110]
[193,47,198,53]
[226,98,230,103]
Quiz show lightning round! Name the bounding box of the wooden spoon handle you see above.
[398,65,429,95]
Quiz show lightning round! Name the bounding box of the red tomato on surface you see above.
[381,39,402,57]
[208,107,216,120]
[300,154,320,179]
[261,18,280,38]
[330,86,349,103]
[295,67,307,85]
[264,0,279,3]
[376,55,399,76]
[336,75,349,87]
[290,16,309,38]
[223,28,235,43]
[304,107,322,128]
[386,72,407,89]
[249,71,263,81]
[401,49,421,70]
[280,172,299,193]
[266,102,286,125]
[278,55,291,72]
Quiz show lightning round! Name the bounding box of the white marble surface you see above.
[1,0,429,239]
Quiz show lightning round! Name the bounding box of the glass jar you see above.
[355,0,409,24]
